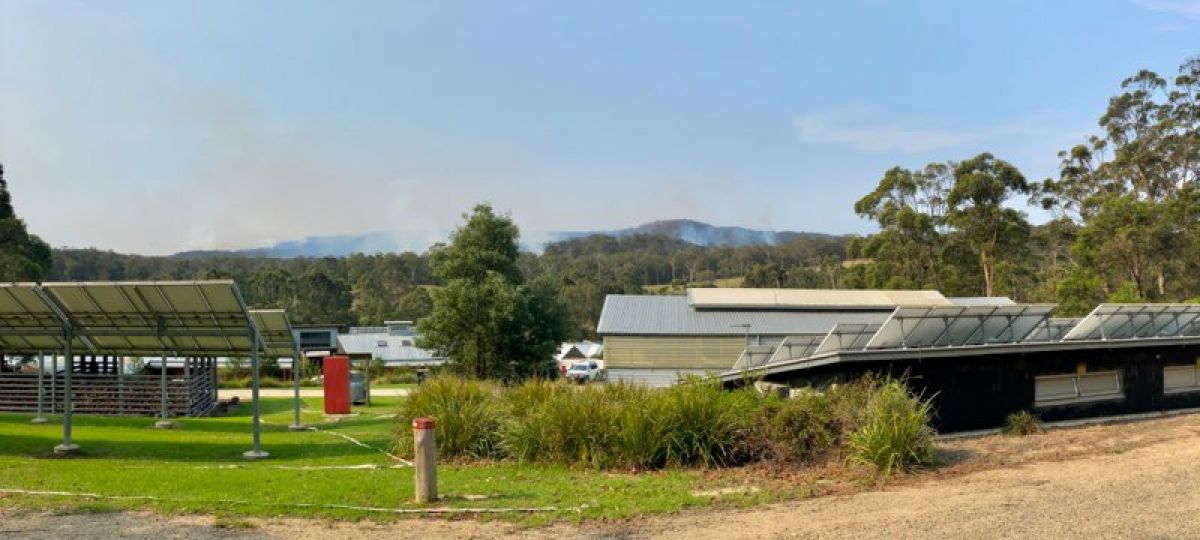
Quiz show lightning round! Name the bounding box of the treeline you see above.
[830,58,1200,315]
[49,231,850,338]
[50,249,436,328]
[0,165,52,282]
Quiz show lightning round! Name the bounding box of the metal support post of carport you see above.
[154,350,176,429]
[31,351,47,424]
[53,328,78,455]
[288,350,307,431]
[243,328,269,460]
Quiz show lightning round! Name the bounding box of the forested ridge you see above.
[12,58,1200,337]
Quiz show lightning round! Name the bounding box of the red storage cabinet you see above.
[323,355,351,414]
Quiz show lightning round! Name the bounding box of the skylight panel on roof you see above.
[811,323,883,356]
[864,305,1054,350]
[764,335,826,365]
[1061,304,1200,341]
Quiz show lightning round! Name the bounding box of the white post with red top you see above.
[413,417,437,503]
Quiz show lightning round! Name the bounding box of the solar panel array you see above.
[733,302,1200,372]
[0,281,297,357]
[864,305,1055,350]
[811,323,882,356]
[1062,304,1200,341]
[0,284,83,352]
[731,344,777,370]
[1024,318,1081,342]
[249,309,298,358]
[765,335,826,365]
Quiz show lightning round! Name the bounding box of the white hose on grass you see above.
[305,426,411,465]
[260,418,412,466]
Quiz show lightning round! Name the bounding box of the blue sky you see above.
[1,1,1198,255]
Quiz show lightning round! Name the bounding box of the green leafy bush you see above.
[752,392,839,464]
[847,379,937,475]
[373,367,419,385]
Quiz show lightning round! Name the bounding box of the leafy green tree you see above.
[396,286,434,321]
[291,270,352,324]
[946,153,1032,297]
[1055,266,1105,316]
[742,263,788,288]
[499,274,572,379]
[430,204,522,284]
[0,165,52,281]
[557,273,625,339]
[246,268,297,309]
[1107,281,1146,303]
[419,204,569,379]
[351,272,399,325]
[851,163,952,291]
[1036,59,1200,300]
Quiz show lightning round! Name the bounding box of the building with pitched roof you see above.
[596,288,1007,387]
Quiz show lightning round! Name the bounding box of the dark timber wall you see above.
[764,343,1200,432]
[0,358,219,417]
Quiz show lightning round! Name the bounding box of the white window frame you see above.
[1163,364,1200,395]
[1034,371,1123,407]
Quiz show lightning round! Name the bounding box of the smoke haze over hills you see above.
[170,219,845,259]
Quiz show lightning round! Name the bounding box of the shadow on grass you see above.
[0,432,392,463]
[935,447,974,467]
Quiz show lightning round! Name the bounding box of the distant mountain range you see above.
[171,219,841,259]
[565,219,838,246]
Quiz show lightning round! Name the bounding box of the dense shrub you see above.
[1001,410,1042,436]
[393,374,937,472]
[394,376,504,459]
[652,377,759,467]
[751,392,839,464]
[373,367,419,385]
[504,380,625,467]
[217,375,299,389]
[847,379,937,475]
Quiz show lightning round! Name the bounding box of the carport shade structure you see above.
[249,309,306,433]
[0,280,299,459]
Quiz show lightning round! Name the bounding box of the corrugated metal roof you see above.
[336,333,445,365]
[597,295,891,336]
[686,288,950,310]
[947,296,1017,306]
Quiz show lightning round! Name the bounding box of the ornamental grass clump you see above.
[393,376,504,459]
[506,381,627,467]
[393,374,938,473]
[847,379,937,475]
[1001,410,1043,436]
[650,377,760,468]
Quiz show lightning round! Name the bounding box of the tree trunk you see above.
[980,251,994,297]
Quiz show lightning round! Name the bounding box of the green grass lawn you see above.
[0,397,784,524]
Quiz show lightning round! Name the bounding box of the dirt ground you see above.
[4,412,1200,539]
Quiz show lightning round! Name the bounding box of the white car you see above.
[565,361,602,383]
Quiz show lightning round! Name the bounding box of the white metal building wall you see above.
[606,368,713,388]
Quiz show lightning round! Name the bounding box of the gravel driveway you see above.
[4,412,1199,539]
